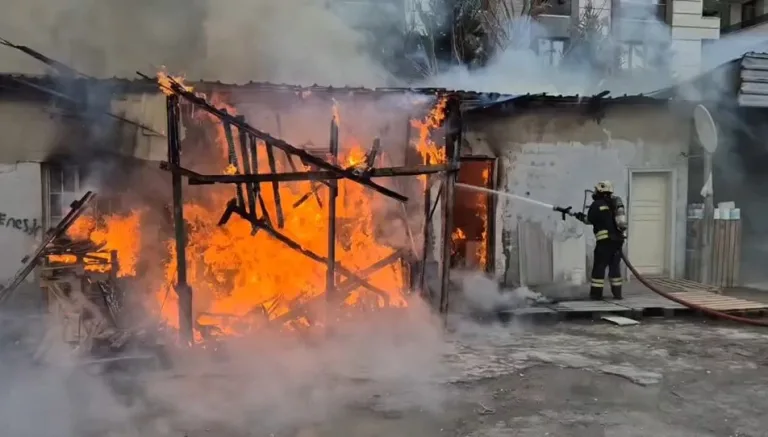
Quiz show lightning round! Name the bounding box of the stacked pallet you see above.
[685,203,742,288]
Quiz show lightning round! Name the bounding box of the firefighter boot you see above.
[609,277,623,300]
[589,278,604,300]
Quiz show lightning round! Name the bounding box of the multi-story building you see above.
[719,0,768,36]
[536,0,720,79]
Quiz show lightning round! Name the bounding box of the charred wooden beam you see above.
[148,76,408,202]
[264,141,285,228]
[364,137,381,172]
[334,250,402,296]
[327,118,339,302]
[276,113,323,210]
[272,250,401,325]
[0,191,97,303]
[178,164,455,184]
[236,115,257,231]
[419,181,442,297]
[439,97,462,315]
[225,204,391,300]
[167,94,193,344]
[222,110,246,209]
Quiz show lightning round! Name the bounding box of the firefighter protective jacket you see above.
[586,196,624,242]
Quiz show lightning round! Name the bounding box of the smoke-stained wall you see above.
[0,163,43,301]
[464,103,691,286]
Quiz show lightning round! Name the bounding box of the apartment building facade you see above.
[536,0,720,79]
[720,0,768,36]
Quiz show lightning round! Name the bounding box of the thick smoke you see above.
[0,0,396,86]
[0,297,455,436]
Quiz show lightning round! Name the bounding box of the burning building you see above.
[0,70,474,346]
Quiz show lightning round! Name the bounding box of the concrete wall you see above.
[670,0,720,79]
[0,101,64,163]
[0,91,168,164]
[464,104,691,286]
[0,163,44,302]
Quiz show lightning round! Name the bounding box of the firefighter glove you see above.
[573,212,586,223]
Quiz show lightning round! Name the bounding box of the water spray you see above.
[455,183,555,210]
[454,183,768,327]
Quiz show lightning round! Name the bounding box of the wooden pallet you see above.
[667,291,768,313]
[644,277,722,294]
[547,301,631,319]
[613,295,688,317]
[497,306,558,323]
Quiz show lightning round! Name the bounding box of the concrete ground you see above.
[281,318,768,437]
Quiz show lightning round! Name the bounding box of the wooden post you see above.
[167,94,193,345]
[439,97,462,315]
[326,118,339,303]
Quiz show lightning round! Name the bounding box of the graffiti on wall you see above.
[0,213,42,236]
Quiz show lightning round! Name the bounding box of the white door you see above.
[628,172,671,276]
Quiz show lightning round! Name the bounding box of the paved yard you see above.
[2,310,768,437]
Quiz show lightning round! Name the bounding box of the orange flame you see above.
[411,97,448,166]
[65,81,448,340]
[157,68,194,96]
[477,168,490,270]
[50,211,142,277]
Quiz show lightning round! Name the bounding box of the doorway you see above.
[628,170,674,276]
[450,157,495,272]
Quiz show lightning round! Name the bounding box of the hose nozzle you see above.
[553,205,573,221]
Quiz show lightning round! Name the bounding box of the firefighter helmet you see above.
[595,180,614,194]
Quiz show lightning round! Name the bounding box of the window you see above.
[620,0,667,21]
[743,0,757,23]
[546,0,571,16]
[619,41,668,70]
[48,164,81,225]
[619,42,646,70]
[537,38,567,66]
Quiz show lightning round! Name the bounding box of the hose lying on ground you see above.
[621,252,768,327]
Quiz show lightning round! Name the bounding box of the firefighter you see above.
[572,181,628,300]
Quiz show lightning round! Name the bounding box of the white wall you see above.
[670,0,720,79]
[0,163,43,286]
[465,105,691,286]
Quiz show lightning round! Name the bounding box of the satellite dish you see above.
[694,104,718,154]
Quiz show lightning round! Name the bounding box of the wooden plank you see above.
[614,296,686,310]
[550,301,628,312]
[668,291,768,312]
[601,315,640,326]
[645,277,721,294]
[506,307,557,316]
[712,219,724,287]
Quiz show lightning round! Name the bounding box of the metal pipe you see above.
[700,151,714,284]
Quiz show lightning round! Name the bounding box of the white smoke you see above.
[0,0,396,87]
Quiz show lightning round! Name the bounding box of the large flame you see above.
[49,211,142,277]
[64,79,447,340]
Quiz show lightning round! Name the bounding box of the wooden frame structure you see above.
[158,78,463,342]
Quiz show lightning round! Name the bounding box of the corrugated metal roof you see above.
[738,52,768,107]
[0,73,670,112]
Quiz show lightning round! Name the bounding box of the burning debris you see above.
[30,71,460,347]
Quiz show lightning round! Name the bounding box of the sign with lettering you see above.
[0,213,42,236]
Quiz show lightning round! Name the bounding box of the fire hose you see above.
[554,206,768,327]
